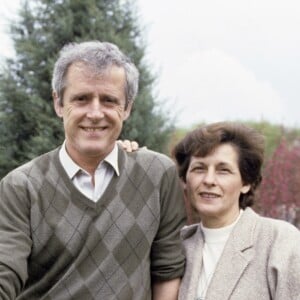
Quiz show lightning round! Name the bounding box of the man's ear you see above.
[53,91,63,118]
[123,101,133,121]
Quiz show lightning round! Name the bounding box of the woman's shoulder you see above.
[260,214,299,237]
[244,208,300,243]
[180,223,200,240]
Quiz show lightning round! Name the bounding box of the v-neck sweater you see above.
[0,146,186,299]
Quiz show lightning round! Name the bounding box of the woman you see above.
[172,122,300,300]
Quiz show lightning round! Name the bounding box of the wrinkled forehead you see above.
[67,61,121,78]
[59,61,126,103]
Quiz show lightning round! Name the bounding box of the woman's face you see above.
[184,143,250,228]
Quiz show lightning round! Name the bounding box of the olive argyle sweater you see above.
[0,146,186,300]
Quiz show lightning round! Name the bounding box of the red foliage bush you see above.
[257,139,300,228]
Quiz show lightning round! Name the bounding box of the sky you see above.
[1,0,300,128]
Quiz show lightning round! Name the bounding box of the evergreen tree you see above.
[0,0,174,179]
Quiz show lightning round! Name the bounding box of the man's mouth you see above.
[81,126,107,132]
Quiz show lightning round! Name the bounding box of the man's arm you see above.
[0,265,22,299]
[150,161,186,298]
[0,173,31,298]
[152,278,181,300]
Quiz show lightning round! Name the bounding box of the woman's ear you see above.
[241,183,251,194]
[180,179,188,197]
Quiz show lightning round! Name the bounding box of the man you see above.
[0,41,186,299]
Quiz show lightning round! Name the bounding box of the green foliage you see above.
[0,0,173,179]
[167,122,206,156]
[169,120,300,160]
[244,121,300,160]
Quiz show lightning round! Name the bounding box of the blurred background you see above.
[0,0,299,227]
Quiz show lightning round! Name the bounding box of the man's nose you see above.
[86,98,104,119]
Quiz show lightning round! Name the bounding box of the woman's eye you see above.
[192,166,206,172]
[218,168,230,174]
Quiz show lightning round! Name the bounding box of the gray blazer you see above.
[179,208,300,300]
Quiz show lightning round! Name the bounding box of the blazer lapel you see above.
[206,208,257,300]
[179,225,205,300]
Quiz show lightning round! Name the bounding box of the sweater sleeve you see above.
[0,265,22,300]
[267,221,300,300]
[150,163,187,281]
[0,171,32,298]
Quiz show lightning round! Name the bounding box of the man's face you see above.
[53,62,131,168]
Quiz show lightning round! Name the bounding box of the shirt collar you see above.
[104,143,120,176]
[59,141,120,179]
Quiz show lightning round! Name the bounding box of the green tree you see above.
[0,0,173,179]
[245,121,300,159]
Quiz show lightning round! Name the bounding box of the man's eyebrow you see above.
[70,91,92,97]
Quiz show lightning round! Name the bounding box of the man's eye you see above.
[76,95,88,102]
[103,97,117,104]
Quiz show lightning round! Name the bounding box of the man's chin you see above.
[82,143,113,157]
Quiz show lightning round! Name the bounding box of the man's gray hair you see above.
[52,41,139,108]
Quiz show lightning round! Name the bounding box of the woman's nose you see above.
[203,169,216,185]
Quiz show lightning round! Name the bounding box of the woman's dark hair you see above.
[172,122,265,208]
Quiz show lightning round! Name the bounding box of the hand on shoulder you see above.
[117,140,143,152]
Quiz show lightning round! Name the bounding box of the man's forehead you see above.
[68,61,123,76]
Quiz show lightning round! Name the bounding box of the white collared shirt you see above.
[59,142,119,202]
